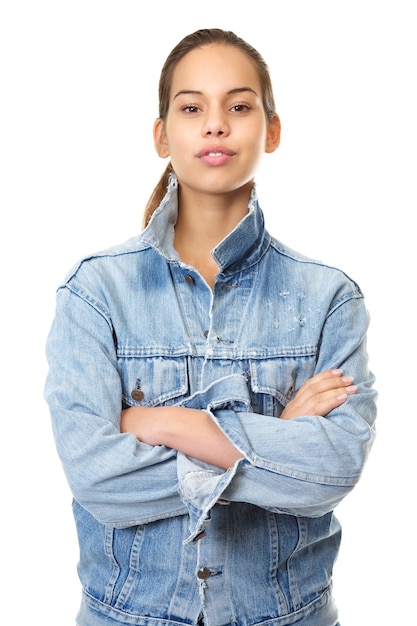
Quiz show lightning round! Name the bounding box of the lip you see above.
[196,145,236,166]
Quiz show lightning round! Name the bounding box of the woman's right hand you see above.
[280,369,357,421]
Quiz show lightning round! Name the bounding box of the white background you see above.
[1,1,415,624]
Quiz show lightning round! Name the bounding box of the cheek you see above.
[241,119,268,149]
[165,126,193,158]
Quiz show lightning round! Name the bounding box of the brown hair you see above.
[142,28,278,228]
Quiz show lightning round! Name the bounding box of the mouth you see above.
[196,146,236,158]
[196,146,236,166]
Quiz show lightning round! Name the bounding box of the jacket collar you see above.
[141,174,271,275]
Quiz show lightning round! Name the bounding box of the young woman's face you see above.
[154,43,279,198]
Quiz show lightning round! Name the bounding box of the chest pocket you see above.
[119,355,189,408]
[249,355,316,417]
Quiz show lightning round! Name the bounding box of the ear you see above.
[265,114,281,153]
[153,118,170,158]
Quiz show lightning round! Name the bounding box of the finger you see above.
[281,382,357,420]
[299,369,342,388]
[309,383,358,415]
[301,373,355,400]
[296,369,345,397]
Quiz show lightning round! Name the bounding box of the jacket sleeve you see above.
[176,294,377,543]
[44,284,187,528]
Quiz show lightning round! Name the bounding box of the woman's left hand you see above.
[280,369,357,420]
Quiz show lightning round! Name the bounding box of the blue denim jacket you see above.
[45,175,376,626]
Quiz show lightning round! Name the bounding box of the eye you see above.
[230,103,252,113]
[181,104,201,114]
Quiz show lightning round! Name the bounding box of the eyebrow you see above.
[173,87,259,100]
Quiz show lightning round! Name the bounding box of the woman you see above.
[45,28,376,626]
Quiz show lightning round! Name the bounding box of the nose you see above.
[202,107,229,137]
[205,128,224,136]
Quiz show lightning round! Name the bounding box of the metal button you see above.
[194,531,207,541]
[203,330,209,337]
[131,389,144,401]
[197,567,211,580]
[185,274,195,285]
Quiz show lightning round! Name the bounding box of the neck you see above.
[173,182,252,289]
[175,183,252,246]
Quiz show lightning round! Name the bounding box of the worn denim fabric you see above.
[45,175,376,625]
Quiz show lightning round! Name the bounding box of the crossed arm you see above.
[120,369,357,470]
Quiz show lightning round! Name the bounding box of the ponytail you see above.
[142,162,174,229]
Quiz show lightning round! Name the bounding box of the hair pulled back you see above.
[142,28,278,228]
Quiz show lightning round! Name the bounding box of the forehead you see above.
[170,43,261,96]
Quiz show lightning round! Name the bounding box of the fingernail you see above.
[345,385,357,393]
[342,375,354,384]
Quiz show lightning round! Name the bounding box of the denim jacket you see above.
[45,175,377,626]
